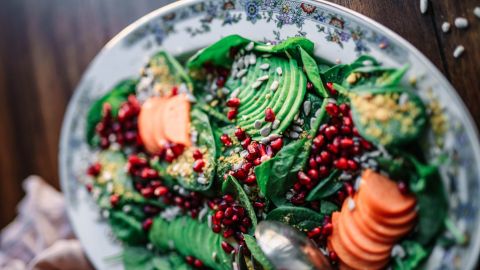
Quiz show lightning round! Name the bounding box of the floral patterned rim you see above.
[59,0,480,269]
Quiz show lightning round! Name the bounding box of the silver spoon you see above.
[255,221,333,270]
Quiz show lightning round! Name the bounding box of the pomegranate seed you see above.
[307,169,319,181]
[337,190,346,202]
[220,134,232,146]
[307,81,314,91]
[344,182,354,196]
[171,144,185,157]
[313,134,325,148]
[308,227,322,238]
[335,157,348,170]
[308,157,318,169]
[342,116,353,126]
[325,103,339,116]
[233,168,247,180]
[164,149,176,162]
[193,159,206,173]
[234,127,246,140]
[239,225,248,233]
[322,223,333,236]
[194,259,203,268]
[87,163,102,176]
[223,194,235,203]
[212,224,222,233]
[185,256,194,265]
[341,125,352,135]
[140,168,158,179]
[245,174,257,185]
[360,139,373,150]
[141,187,154,198]
[223,228,235,238]
[242,217,252,227]
[297,171,312,185]
[351,146,361,155]
[226,98,241,108]
[398,181,409,194]
[241,137,251,148]
[253,202,265,209]
[142,218,153,231]
[192,149,203,160]
[227,109,237,120]
[221,241,235,253]
[216,76,226,88]
[339,103,350,114]
[320,151,331,164]
[326,82,337,95]
[329,251,339,261]
[291,192,306,205]
[318,166,329,178]
[347,159,358,170]
[264,108,275,122]
[352,127,360,136]
[293,182,303,191]
[242,162,253,172]
[233,206,245,217]
[340,138,354,149]
[327,144,339,155]
[215,210,224,220]
[154,186,168,196]
[85,183,93,193]
[174,196,184,206]
[270,138,283,152]
[253,158,261,166]
[324,126,338,139]
[110,194,120,206]
[225,207,234,218]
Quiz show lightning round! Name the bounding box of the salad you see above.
[83,35,460,270]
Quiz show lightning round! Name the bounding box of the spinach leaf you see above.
[255,37,314,59]
[299,46,327,98]
[306,170,342,201]
[254,157,273,196]
[347,65,408,89]
[321,64,352,84]
[187,35,250,69]
[349,55,380,69]
[266,206,324,231]
[257,138,310,207]
[320,200,339,216]
[108,210,146,244]
[392,241,428,270]
[153,51,193,91]
[309,98,328,136]
[123,246,159,270]
[86,79,137,145]
[243,234,275,270]
[222,175,258,231]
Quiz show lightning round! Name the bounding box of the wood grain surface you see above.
[0,0,478,230]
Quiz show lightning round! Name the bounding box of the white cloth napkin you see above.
[0,176,93,270]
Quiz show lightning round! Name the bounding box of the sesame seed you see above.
[276,67,283,76]
[236,69,247,79]
[249,54,257,65]
[270,80,279,91]
[453,45,465,58]
[454,17,469,29]
[245,41,254,51]
[289,131,300,139]
[292,125,303,132]
[310,117,317,127]
[260,125,271,137]
[303,100,311,116]
[475,7,480,19]
[257,75,269,81]
[252,80,263,89]
[441,22,451,33]
[260,63,270,70]
[272,119,280,129]
[254,120,263,129]
[420,0,428,14]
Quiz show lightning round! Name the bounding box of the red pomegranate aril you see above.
[297,171,312,185]
[242,217,252,227]
[85,183,93,193]
[307,169,319,181]
[232,214,239,222]
[185,256,195,265]
[110,194,120,206]
[192,149,203,160]
[212,224,222,233]
[264,108,275,122]
[227,109,237,120]
[128,155,147,167]
[325,103,339,116]
[347,159,358,170]
[337,190,346,202]
[308,227,322,238]
[193,159,206,173]
[335,157,348,170]
[308,157,317,169]
[253,158,261,166]
[241,137,252,148]
[360,139,373,150]
[326,82,337,95]
[270,138,283,152]
[222,218,234,226]
[233,206,245,217]
[221,241,235,253]
[223,194,234,203]
[340,138,354,149]
[320,151,331,164]
[140,168,158,179]
[142,218,153,231]
[194,259,204,268]
[234,127,246,140]
[154,186,169,197]
[341,125,352,135]
[220,134,233,146]
[342,116,353,126]
[245,174,257,185]
[307,82,314,91]
[327,144,339,155]
[291,193,306,205]
[226,98,241,108]
[87,163,102,176]
[329,251,339,261]
[318,166,329,178]
[322,222,333,236]
[233,168,247,180]
[223,228,235,238]
[212,217,221,226]
[324,126,338,139]
[350,145,361,155]
[339,103,350,114]
[164,149,175,162]
[216,76,226,87]
[141,187,154,198]
[313,134,325,148]
[253,202,265,209]
[215,210,224,220]
[100,137,110,149]
[174,196,184,206]
[397,181,409,194]
[225,207,234,218]
[352,127,360,136]
[239,225,248,234]
[344,182,354,196]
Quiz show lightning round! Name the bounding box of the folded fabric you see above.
[0,176,93,270]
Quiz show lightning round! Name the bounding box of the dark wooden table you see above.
[0,0,478,229]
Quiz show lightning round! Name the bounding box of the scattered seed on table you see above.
[257,75,269,81]
[260,63,270,70]
[420,0,428,14]
[252,80,263,89]
[276,67,283,76]
[474,7,480,19]
[453,45,465,58]
[441,22,451,33]
[272,119,280,129]
[270,80,279,91]
[254,120,263,129]
[245,41,254,51]
[454,17,469,29]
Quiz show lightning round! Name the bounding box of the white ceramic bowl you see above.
[60,0,480,269]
